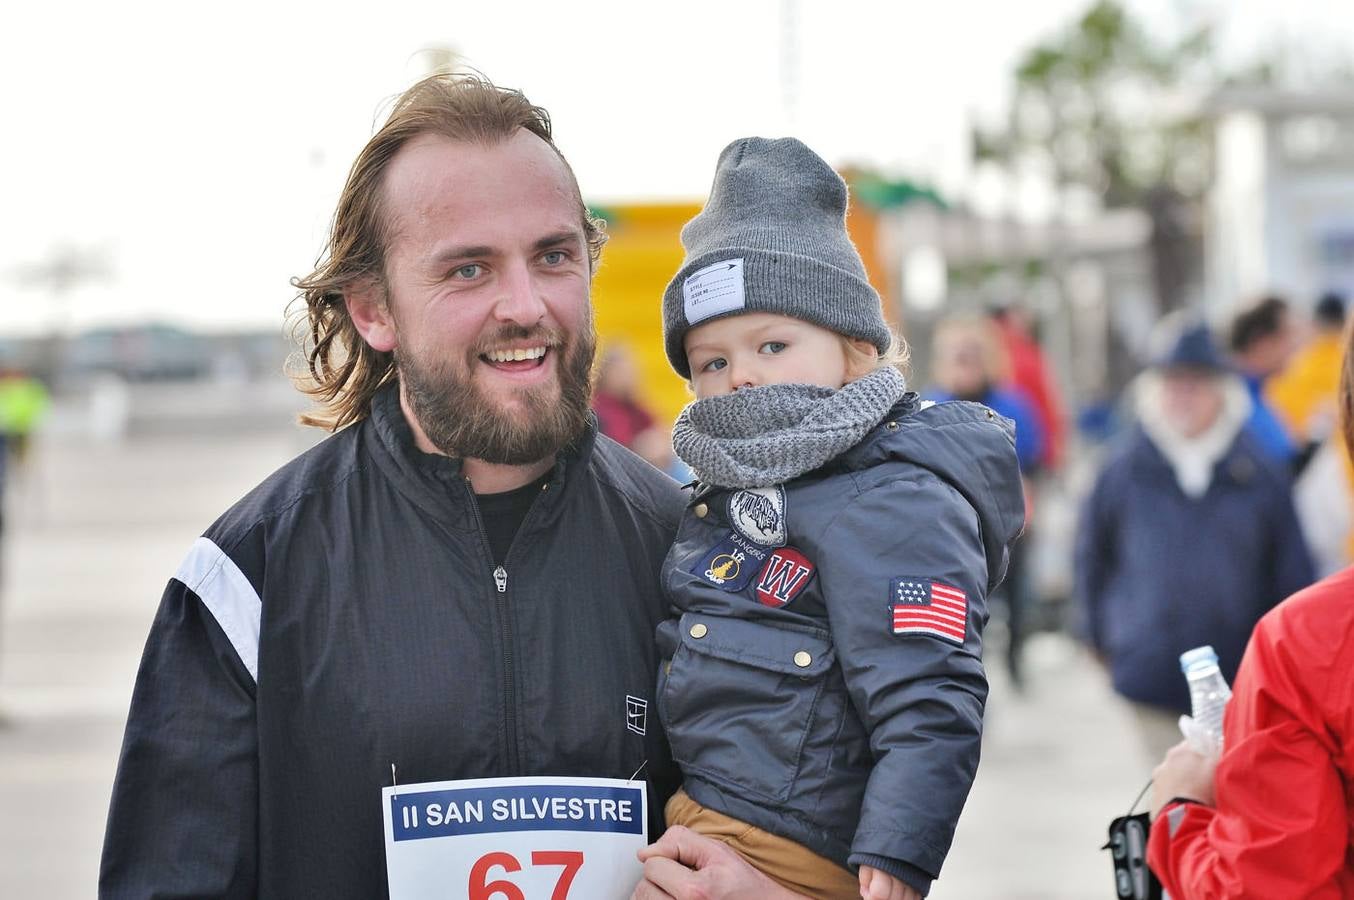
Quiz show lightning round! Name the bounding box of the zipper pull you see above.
[493,566,508,593]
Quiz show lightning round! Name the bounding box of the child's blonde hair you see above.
[843,332,910,381]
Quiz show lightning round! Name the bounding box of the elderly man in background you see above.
[1076,321,1314,763]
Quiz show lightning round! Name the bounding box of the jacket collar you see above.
[371,378,464,484]
[1131,426,1268,493]
[685,392,1025,596]
[365,380,600,527]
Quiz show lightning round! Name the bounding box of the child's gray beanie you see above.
[661,136,891,378]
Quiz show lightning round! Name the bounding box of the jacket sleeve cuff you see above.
[848,854,933,897]
[1156,797,1203,822]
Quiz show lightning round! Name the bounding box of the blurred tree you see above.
[11,244,112,299]
[8,244,113,381]
[975,0,1217,316]
[846,170,947,211]
[417,45,462,77]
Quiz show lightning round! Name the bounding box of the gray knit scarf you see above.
[672,366,908,488]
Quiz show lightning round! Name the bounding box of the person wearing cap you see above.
[1075,321,1315,764]
[634,137,1025,899]
[1146,309,1354,897]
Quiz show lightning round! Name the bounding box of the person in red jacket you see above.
[990,303,1065,470]
[1147,328,1354,897]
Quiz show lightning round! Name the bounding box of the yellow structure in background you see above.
[589,195,894,430]
[590,202,703,428]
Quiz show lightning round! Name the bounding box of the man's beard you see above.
[397,321,596,466]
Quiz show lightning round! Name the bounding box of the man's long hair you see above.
[289,73,606,430]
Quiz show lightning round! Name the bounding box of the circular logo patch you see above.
[728,485,787,547]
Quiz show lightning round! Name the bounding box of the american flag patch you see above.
[890,577,968,644]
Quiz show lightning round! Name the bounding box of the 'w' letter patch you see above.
[754,547,815,608]
[891,577,968,644]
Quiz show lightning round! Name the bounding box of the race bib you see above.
[382,775,647,900]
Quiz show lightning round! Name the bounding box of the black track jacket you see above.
[100,384,683,898]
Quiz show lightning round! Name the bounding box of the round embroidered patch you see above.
[727,485,787,547]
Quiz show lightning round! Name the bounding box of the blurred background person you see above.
[927,315,1043,688]
[0,367,49,473]
[0,422,6,560]
[1075,321,1315,763]
[1291,429,1354,577]
[1267,291,1346,449]
[592,342,676,475]
[1267,292,1354,575]
[0,414,5,714]
[0,367,49,529]
[1228,296,1302,470]
[1146,316,1354,897]
[990,302,1066,472]
[927,316,1046,474]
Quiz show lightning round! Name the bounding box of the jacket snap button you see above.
[693,503,709,518]
[794,651,812,668]
[886,421,898,431]
[690,623,708,639]
[986,409,995,420]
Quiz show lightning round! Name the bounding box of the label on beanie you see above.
[683,258,745,324]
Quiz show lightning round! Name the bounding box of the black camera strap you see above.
[1103,778,1164,899]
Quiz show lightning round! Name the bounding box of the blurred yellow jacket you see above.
[0,375,49,435]
[1267,332,1343,443]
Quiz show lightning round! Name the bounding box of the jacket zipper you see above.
[461,472,555,775]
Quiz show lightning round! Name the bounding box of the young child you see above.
[655,137,1025,899]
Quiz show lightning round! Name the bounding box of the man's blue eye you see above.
[454,264,482,280]
[543,251,566,265]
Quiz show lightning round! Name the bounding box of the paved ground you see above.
[0,386,1150,898]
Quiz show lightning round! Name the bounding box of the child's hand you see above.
[858,865,921,900]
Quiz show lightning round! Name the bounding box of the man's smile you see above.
[479,344,553,377]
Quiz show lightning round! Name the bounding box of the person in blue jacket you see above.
[1229,296,1301,468]
[925,315,1043,689]
[925,315,1045,474]
[1076,321,1315,762]
[636,137,1025,900]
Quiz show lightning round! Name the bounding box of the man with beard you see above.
[99,75,688,898]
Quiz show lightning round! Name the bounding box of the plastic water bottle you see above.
[1179,645,1232,756]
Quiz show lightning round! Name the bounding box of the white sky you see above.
[1,0,1350,335]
